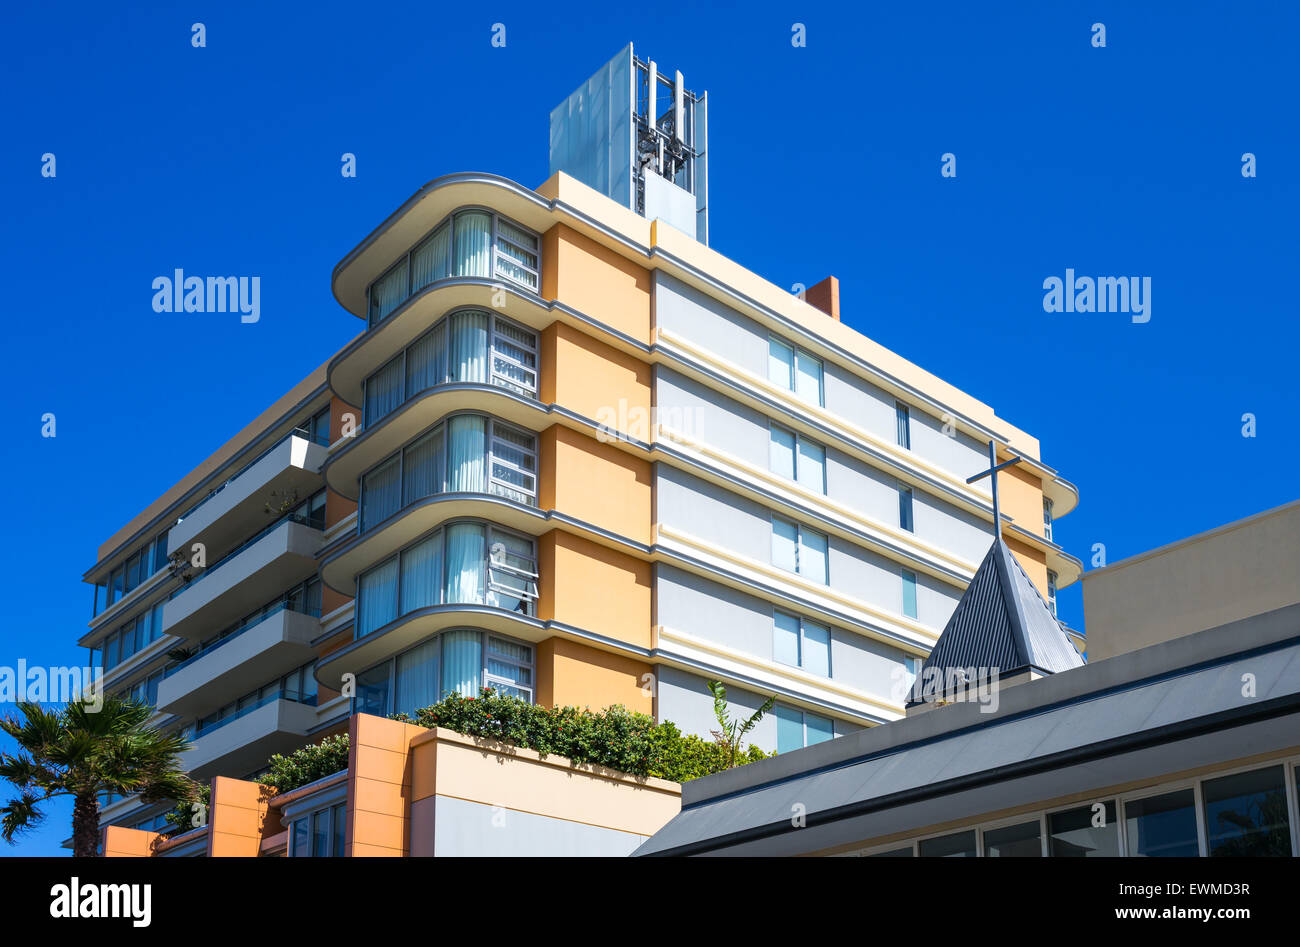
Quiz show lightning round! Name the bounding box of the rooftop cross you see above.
[966,439,1023,540]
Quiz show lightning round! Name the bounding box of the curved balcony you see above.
[328,281,551,407]
[314,604,545,692]
[321,495,546,594]
[332,174,553,319]
[324,386,549,500]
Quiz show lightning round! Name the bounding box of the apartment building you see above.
[78,44,1079,842]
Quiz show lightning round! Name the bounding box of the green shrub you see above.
[260,734,350,793]
[395,688,771,783]
[163,782,209,837]
[161,735,350,838]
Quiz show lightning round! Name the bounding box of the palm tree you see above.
[0,696,197,857]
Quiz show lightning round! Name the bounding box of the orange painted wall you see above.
[997,463,1046,540]
[541,223,651,344]
[206,776,275,858]
[346,713,425,857]
[535,637,653,714]
[1006,535,1050,600]
[102,825,160,857]
[538,425,652,546]
[536,530,652,650]
[540,321,652,439]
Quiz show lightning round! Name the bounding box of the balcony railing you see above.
[163,601,322,678]
[169,511,325,601]
[185,691,317,741]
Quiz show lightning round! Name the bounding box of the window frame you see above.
[355,520,539,639]
[769,422,826,494]
[365,207,542,328]
[772,608,832,678]
[771,514,830,585]
[361,309,540,429]
[767,335,824,407]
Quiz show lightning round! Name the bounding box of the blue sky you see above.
[1,2,1295,854]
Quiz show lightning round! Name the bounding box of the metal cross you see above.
[966,439,1023,539]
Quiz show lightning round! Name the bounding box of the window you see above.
[771,515,829,584]
[918,830,977,858]
[290,803,348,858]
[901,569,918,620]
[983,821,1041,857]
[363,414,538,527]
[332,803,347,857]
[153,530,170,573]
[1043,497,1054,541]
[898,485,914,532]
[768,337,823,406]
[773,611,830,677]
[355,631,535,716]
[774,703,834,753]
[1048,801,1119,857]
[291,818,310,858]
[895,401,911,449]
[1201,766,1292,857]
[769,424,825,493]
[355,522,538,638]
[367,210,541,327]
[1047,570,1058,618]
[362,311,538,428]
[1124,789,1199,857]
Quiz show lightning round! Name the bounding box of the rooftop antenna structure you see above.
[549,43,708,243]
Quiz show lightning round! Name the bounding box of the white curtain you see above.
[799,528,829,584]
[361,457,401,532]
[453,212,492,278]
[447,415,486,493]
[365,356,404,427]
[369,259,409,325]
[797,439,825,492]
[772,516,799,573]
[411,223,451,292]
[769,426,796,480]
[773,611,801,667]
[402,428,443,506]
[768,338,794,388]
[395,638,440,716]
[405,331,439,397]
[399,535,442,614]
[357,558,399,637]
[795,350,823,405]
[444,523,485,605]
[440,630,482,698]
[449,310,488,383]
[801,620,831,677]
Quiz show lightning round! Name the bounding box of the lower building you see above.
[103,712,680,857]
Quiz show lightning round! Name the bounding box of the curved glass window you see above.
[359,414,537,532]
[367,209,540,327]
[355,630,534,717]
[354,522,537,638]
[363,310,537,428]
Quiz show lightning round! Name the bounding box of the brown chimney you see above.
[805,276,840,321]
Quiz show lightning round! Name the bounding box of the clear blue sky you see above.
[2,2,1295,854]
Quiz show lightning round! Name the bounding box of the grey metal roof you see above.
[635,603,1300,856]
[911,539,1083,704]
